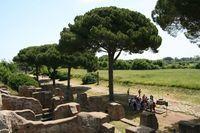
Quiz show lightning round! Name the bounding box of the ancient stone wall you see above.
[88,96,104,111]
[0,110,114,133]
[32,91,53,108]
[51,96,64,110]
[53,103,81,120]
[15,109,35,121]
[18,85,40,97]
[2,94,42,114]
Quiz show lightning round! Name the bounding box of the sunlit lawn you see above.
[65,69,200,90]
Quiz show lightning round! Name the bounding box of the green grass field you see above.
[60,69,200,90]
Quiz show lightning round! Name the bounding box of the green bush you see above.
[40,66,49,76]
[195,62,200,69]
[58,71,68,81]
[8,73,39,91]
[0,64,12,84]
[49,71,68,81]
[82,73,97,84]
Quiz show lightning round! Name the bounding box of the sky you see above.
[0,0,199,61]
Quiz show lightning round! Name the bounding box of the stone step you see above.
[43,112,52,117]
[35,114,42,121]
[35,109,53,121]
[41,116,53,121]
[120,118,136,126]
[42,108,51,113]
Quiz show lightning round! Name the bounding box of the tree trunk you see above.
[52,68,56,86]
[36,66,39,81]
[108,53,114,101]
[64,67,73,102]
[67,67,71,89]
[25,66,28,74]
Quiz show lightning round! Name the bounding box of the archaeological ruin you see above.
[0,85,199,133]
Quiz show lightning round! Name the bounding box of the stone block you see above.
[88,96,103,111]
[107,102,125,120]
[77,112,110,131]
[101,122,115,133]
[32,91,53,108]
[54,88,64,97]
[179,121,200,133]
[140,111,158,130]
[51,96,64,110]
[53,102,80,120]
[77,93,89,109]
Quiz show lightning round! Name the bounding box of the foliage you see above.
[13,46,44,67]
[80,52,98,72]
[49,70,68,81]
[59,6,162,101]
[38,44,62,85]
[196,62,200,69]
[40,66,49,76]
[0,61,18,73]
[39,44,62,70]
[98,56,199,70]
[152,0,200,45]
[0,60,39,92]
[113,60,131,70]
[131,59,160,70]
[57,71,68,81]
[13,46,46,81]
[8,73,39,91]
[0,63,12,84]
[82,73,97,84]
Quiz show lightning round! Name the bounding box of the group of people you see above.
[128,89,156,112]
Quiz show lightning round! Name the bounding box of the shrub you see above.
[82,73,97,84]
[8,73,39,91]
[49,70,68,81]
[58,71,68,81]
[40,66,49,76]
[195,62,200,69]
[0,64,12,84]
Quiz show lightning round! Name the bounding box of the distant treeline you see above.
[98,55,200,70]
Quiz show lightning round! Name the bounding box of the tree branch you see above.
[114,49,122,61]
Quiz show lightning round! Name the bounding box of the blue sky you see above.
[0,0,199,61]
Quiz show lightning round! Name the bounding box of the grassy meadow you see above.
[61,69,200,90]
